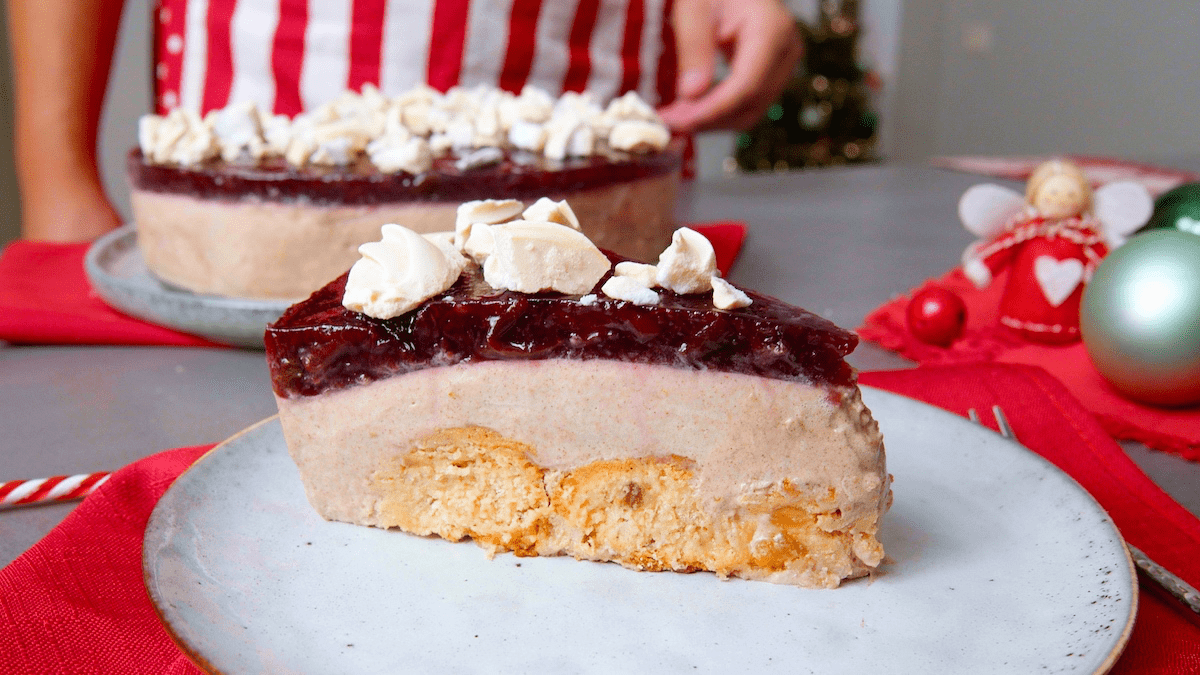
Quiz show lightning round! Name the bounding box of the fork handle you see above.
[1129,544,1200,615]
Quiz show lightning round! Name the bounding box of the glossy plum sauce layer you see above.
[265,253,859,399]
[127,143,681,205]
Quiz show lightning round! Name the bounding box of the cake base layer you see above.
[132,173,678,300]
[275,359,890,588]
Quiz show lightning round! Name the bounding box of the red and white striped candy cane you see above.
[0,473,111,509]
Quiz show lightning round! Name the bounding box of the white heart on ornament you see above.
[1034,256,1085,307]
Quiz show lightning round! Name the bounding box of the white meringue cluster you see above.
[601,228,752,310]
[343,198,751,320]
[138,84,672,173]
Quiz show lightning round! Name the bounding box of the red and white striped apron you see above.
[152,0,679,117]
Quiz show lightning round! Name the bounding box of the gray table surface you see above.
[3,163,1198,569]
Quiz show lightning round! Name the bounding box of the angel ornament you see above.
[959,159,1153,344]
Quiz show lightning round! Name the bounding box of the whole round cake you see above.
[129,85,681,300]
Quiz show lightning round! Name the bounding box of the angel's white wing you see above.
[1092,181,1153,248]
[958,183,1026,239]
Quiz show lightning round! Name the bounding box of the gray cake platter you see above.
[84,224,293,349]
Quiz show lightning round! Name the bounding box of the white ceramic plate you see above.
[84,225,292,349]
[143,387,1136,674]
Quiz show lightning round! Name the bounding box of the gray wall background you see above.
[3,0,1199,246]
[890,0,1200,161]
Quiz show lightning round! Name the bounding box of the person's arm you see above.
[8,0,127,241]
[657,0,802,134]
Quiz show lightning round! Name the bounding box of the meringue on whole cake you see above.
[129,85,680,301]
[264,199,892,588]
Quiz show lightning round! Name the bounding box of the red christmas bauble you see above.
[906,288,967,347]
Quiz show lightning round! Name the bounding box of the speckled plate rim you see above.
[83,224,293,349]
[143,387,1137,674]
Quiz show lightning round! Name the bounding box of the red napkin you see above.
[0,241,220,347]
[694,221,746,276]
[0,444,211,674]
[3,362,1199,673]
[858,267,1200,460]
[0,223,746,348]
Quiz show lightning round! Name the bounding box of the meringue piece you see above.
[455,147,505,171]
[260,113,293,156]
[603,91,659,122]
[656,227,718,294]
[142,109,216,166]
[609,120,670,153]
[170,122,219,166]
[401,101,436,136]
[367,135,433,174]
[428,133,454,154]
[508,121,547,152]
[382,106,411,140]
[553,91,602,123]
[521,197,581,231]
[309,136,358,166]
[462,221,497,261]
[543,118,580,161]
[467,221,610,295]
[311,119,372,151]
[284,136,316,168]
[578,293,599,306]
[137,115,165,161]
[472,105,505,147]
[711,277,752,309]
[210,101,265,161]
[343,224,462,319]
[454,199,525,249]
[422,231,472,279]
[393,83,440,108]
[613,261,659,287]
[507,85,555,125]
[446,121,475,150]
[568,126,596,157]
[601,275,660,306]
[357,83,388,116]
[152,110,195,162]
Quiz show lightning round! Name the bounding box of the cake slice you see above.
[265,202,891,588]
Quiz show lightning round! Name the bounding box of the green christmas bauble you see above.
[1080,230,1200,407]
[1142,183,1200,235]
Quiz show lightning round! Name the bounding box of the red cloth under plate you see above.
[0,222,746,348]
[0,241,217,347]
[2,364,1198,673]
[858,267,1200,460]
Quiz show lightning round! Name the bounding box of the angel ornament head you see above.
[959,159,1152,344]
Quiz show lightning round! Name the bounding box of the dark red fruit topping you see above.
[265,253,859,398]
[127,143,681,205]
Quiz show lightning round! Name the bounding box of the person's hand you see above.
[657,0,802,134]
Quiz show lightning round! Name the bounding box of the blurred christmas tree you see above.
[733,0,880,172]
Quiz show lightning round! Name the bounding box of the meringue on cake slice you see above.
[264,200,891,588]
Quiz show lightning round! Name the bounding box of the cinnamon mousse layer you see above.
[275,359,889,588]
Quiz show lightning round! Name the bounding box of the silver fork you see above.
[968,405,1200,616]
